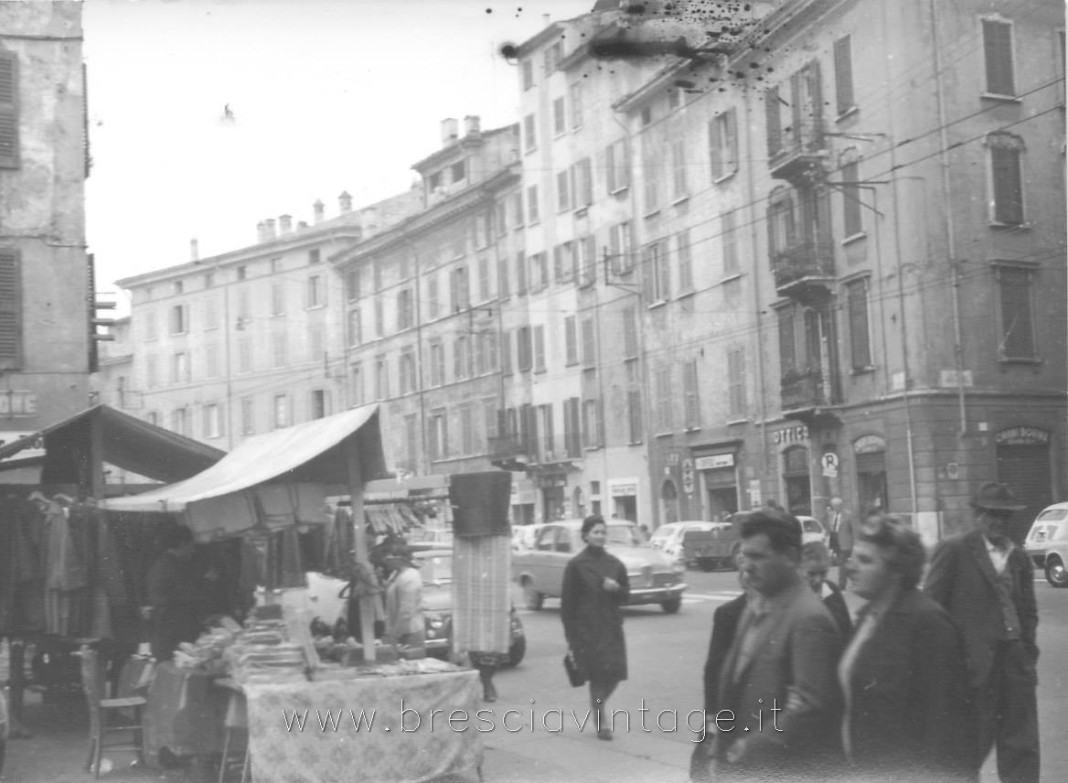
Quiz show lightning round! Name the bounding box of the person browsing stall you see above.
[840,515,975,781]
[383,545,425,649]
[561,515,630,741]
[143,525,216,662]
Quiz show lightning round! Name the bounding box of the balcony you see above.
[770,241,835,303]
[488,434,530,471]
[780,369,841,427]
[781,369,825,410]
[534,434,583,465]
[769,119,825,183]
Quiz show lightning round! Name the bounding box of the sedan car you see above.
[512,520,687,613]
[417,549,526,666]
[1024,502,1068,587]
[797,515,830,548]
[650,520,734,570]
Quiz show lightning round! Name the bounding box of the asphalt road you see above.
[497,567,1068,781]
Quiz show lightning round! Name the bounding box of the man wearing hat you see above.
[925,482,1040,783]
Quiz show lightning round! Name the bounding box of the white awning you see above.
[102,405,387,515]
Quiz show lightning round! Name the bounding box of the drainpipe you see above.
[928,0,967,436]
[742,95,771,506]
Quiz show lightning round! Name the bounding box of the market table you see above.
[243,668,483,783]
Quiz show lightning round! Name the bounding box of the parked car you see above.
[650,521,733,570]
[511,523,549,553]
[512,520,687,613]
[416,549,527,666]
[304,548,527,665]
[797,515,830,548]
[1024,502,1068,588]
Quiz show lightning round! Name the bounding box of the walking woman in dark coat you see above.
[561,515,630,741]
[840,515,976,782]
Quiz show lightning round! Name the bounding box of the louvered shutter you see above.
[998,267,1035,358]
[709,118,722,180]
[765,86,782,157]
[983,20,1015,96]
[834,37,854,115]
[0,248,23,369]
[0,51,19,169]
[991,147,1024,225]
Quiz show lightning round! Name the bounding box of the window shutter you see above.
[0,51,19,169]
[606,143,616,192]
[709,118,722,180]
[983,20,1015,96]
[847,279,871,369]
[778,307,796,376]
[727,110,738,174]
[834,36,854,115]
[0,248,22,368]
[991,147,1024,225]
[765,86,782,157]
[999,267,1036,358]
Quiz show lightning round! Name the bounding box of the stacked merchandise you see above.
[224,607,308,685]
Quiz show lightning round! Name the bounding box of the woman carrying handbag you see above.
[561,515,630,741]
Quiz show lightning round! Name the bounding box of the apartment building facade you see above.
[616,0,1066,540]
[331,119,528,508]
[112,190,421,451]
[0,2,91,460]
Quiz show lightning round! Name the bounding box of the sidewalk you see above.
[2,689,691,783]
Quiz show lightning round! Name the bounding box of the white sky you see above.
[83,0,591,309]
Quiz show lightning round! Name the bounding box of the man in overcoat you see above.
[827,497,860,589]
[712,510,842,778]
[924,482,1040,783]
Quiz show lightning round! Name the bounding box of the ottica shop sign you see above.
[772,425,808,445]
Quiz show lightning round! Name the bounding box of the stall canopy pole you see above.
[345,436,376,663]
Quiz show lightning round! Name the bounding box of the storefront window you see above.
[783,446,811,516]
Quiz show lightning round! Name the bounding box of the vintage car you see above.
[305,548,527,665]
[512,520,687,613]
[649,521,728,569]
[797,515,830,548]
[1024,502,1068,588]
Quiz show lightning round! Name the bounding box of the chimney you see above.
[256,221,267,242]
[441,118,459,147]
[542,13,550,27]
[279,214,293,234]
[190,238,199,262]
[464,115,481,136]
[362,207,379,234]
[313,199,325,224]
[265,218,277,238]
[297,220,308,230]
[339,191,353,213]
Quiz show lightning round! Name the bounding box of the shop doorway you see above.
[703,468,739,522]
[542,486,565,521]
[660,479,680,525]
[783,446,812,517]
[997,435,1053,543]
[613,495,637,523]
[855,451,888,515]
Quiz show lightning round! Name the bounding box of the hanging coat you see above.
[561,545,630,682]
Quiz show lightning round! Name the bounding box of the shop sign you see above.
[995,427,1050,446]
[0,391,38,416]
[609,479,638,497]
[695,454,734,470]
[681,458,695,494]
[748,479,762,507]
[772,425,808,445]
[0,431,44,462]
[853,434,886,454]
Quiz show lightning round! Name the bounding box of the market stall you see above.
[99,404,484,783]
[0,404,228,733]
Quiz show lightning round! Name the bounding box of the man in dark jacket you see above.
[144,525,213,662]
[924,482,1040,783]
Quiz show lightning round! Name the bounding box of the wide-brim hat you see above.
[969,482,1026,513]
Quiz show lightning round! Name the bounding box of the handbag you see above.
[563,650,586,687]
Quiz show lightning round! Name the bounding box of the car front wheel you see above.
[521,578,544,610]
[661,597,682,614]
[1046,556,1068,588]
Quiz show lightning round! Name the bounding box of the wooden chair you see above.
[79,646,147,778]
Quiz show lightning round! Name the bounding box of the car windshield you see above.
[606,524,640,546]
[1036,508,1068,522]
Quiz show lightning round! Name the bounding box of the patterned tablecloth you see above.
[244,670,483,783]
